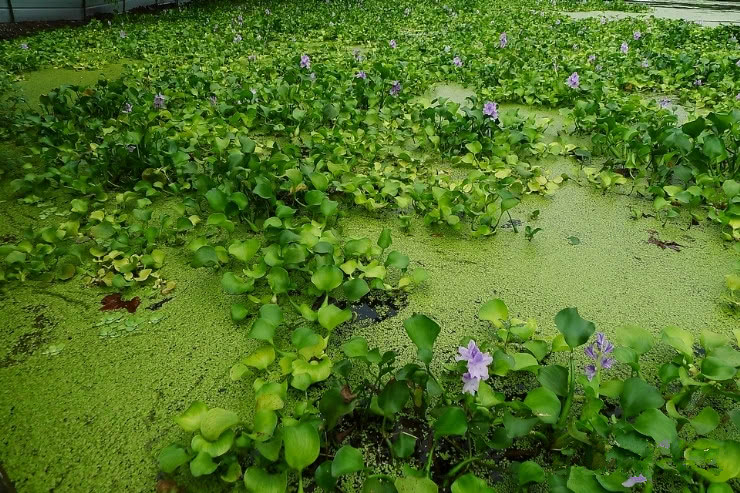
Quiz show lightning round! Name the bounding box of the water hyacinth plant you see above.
[0,1,739,492]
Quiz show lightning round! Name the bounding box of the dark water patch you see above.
[0,330,48,368]
[100,293,141,313]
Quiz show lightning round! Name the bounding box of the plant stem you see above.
[425,438,437,477]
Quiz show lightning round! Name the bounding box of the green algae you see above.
[16,62,130,109]
[338,175,738,374]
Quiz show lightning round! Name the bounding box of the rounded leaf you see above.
[331,445,364,477]
[283,423,320,471]
[201,408,240,441]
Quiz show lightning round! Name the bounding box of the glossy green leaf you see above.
[283,423,320,471]
[331,445,364,477]
[434,406,468,437]
[554,308,595,349]
[524,387,561,424]
[403,314,440,365]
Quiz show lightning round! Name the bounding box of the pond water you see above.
[565,0,740,25]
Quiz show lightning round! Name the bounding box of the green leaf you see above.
[221,461,242,483]
[566,466,608,493]
[312,265,344,292]
[392,432,417,459]
[332,445,364,477]
[231,303,249,322]
[377,228,392,249]
[363,477,397,493]
[403,314,441,365]
[252,410,278,440]
[318,304,352,332]
[524,387,561,424]
[200,408,240,441]
[703,135,728,162]
[315,461,337,491]
[190,451,218,477]
[174,401,208,432]
[395,475,438,493]
[555,308,595,349]
[192,245,220,267]
[229,239,261,262]
[620,377,664,418]
[249,318,276,343]
[222,272,254,295]
[451,473,495,493]
[283,423,320,471]
[191,429,235,457]
[434,407,468,437]
[537,365,569,396]
[378,380,410,416]
[503,411,538,438]
[268,266,290,294]
[519,461,545,485]
[344,278,370,302]
[244,467,287,493]
[616,325,653,355]
[465,141,482,154]
[723,179,740,199]
[690,407,720,436]
[158,444,191,473]
[479,299,508,328]
[386,250,410,269]
[662,326,694,359]
[244,346,276,370]
[686,439,740,483]
[206,188,227,212]
[633,408,677,444]
[90,221,115,239]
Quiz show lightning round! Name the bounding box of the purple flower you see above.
[122,102,133,114]
[309,72,316,82]
[452,56,463,67]
[658,439,670,449]
[633,31,642,40]
[153,93,166,109]
[127,145,137,153]
[483,101,498,119]
[621,42,629,54]
[264,8,270,15]
[600,356,614,369]
[462,372,480,394]
[641,59,650,68]
[499,32,508,49]
[444,45,451,53]
[250,88,257,95]
[659,98,671,109]
[736,93,740,100]
[355,71,367,79]
[390,80,402,96]
[456,340,493,380]
[595,64,603,72]
[119,30,127,39]
[566,71,580,89]
[556,19,561,25]
[389,39,397,49]
[236,14,243,24]
[233,34,242,43]
[248,54,257,61]
[20,43,29,50]
[694,79,702,86]
[209,95,217,106]
[300,54,311,69]
[588,54,596,64]
[622,475,647,487]
[595,332,613,354]
[584,344,597,360]
[572,44,579,50]
[585,364,597,381]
